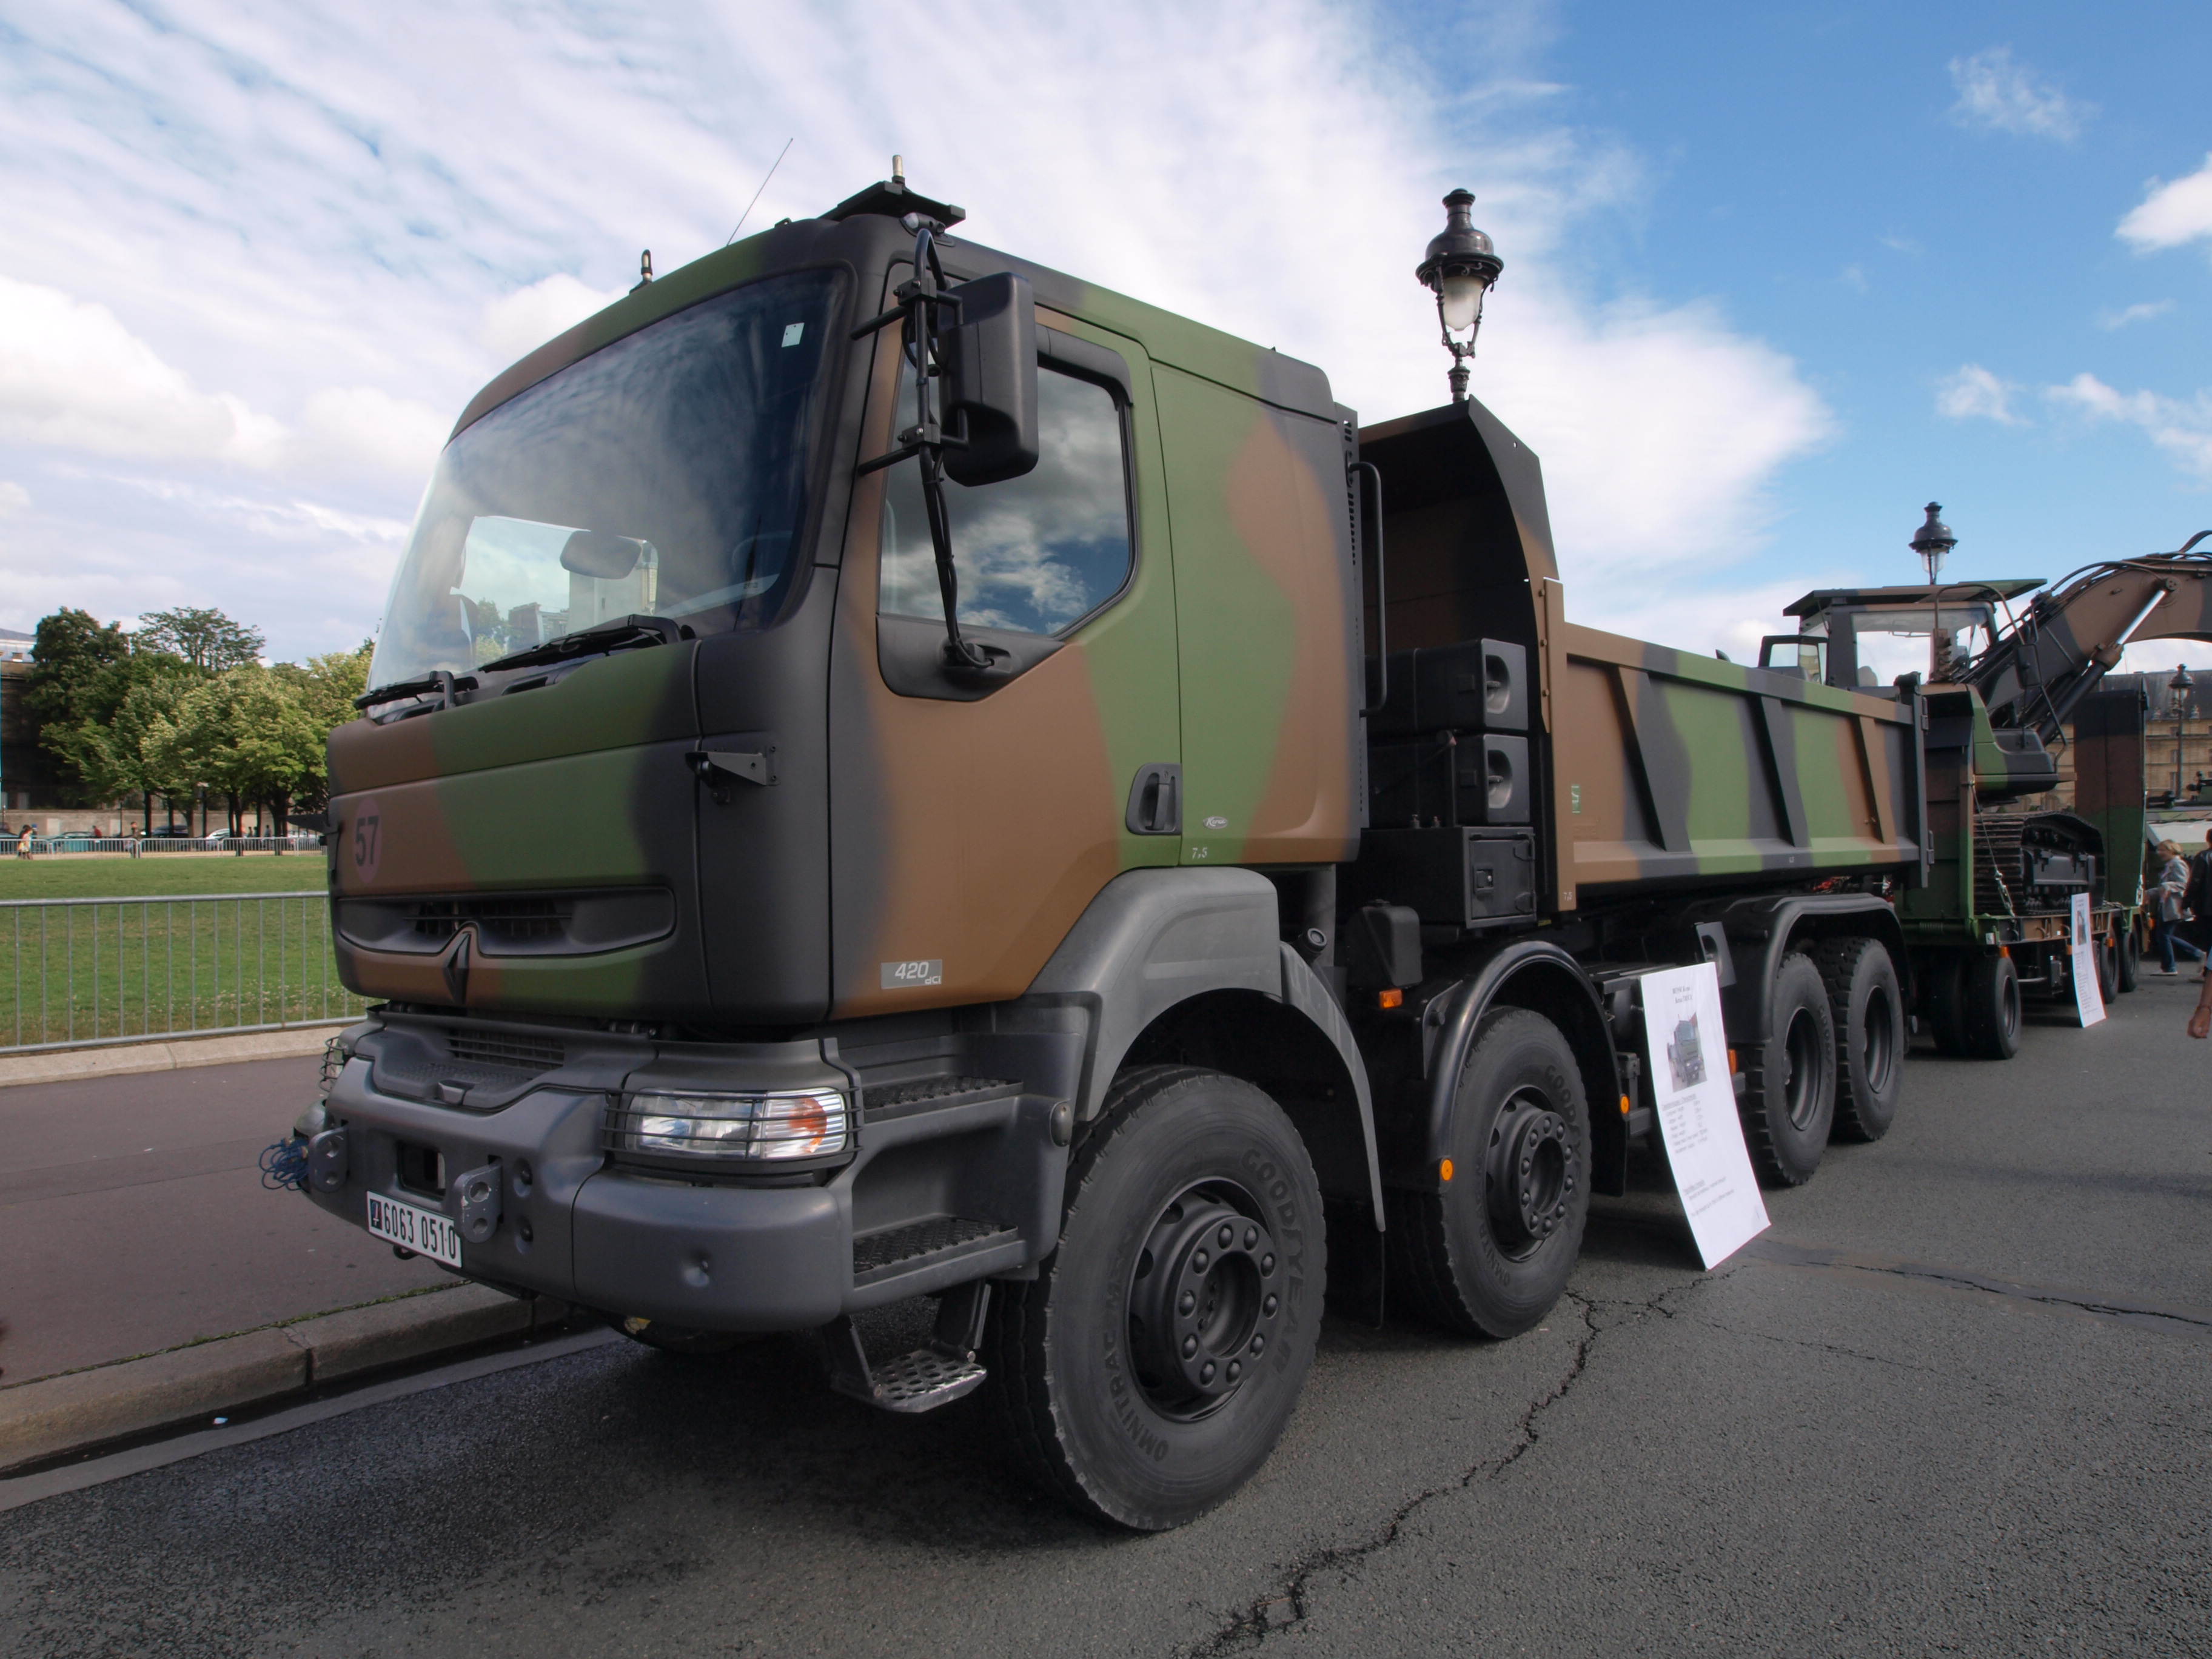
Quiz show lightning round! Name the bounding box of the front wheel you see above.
[985,1065,1324,1531]
[1389,1007,1590,1339]
[1962,952,2022,1059]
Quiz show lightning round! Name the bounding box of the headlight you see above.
[608,1089,849,1162]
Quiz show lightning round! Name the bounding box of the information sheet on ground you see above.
[1640,962,1769,1268]
[2071,891,2106,1027]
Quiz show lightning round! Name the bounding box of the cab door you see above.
[826,305,1181,1017]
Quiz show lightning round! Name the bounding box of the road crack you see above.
[1184,1284,1681,1654]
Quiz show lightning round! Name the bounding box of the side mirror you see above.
[561,530,648,580]
[937,273,1039,486]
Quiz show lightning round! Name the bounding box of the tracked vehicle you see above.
[300,176,1949,1528]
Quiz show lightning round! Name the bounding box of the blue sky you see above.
[1,1,2207,674]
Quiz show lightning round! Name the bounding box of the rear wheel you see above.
[2096,928,2122,1002]
[1389,1007,1589,1339]
[1962,953,2022,1059]
[1740,951,1836,1186]
[1817,937,1904,1144]
[985,1065,1323,1532]
[2117,923,2140,993]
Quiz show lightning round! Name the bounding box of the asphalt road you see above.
[4,979,2208,1657]
[0,1056,446,1383]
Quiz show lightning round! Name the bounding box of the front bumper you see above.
[310,1031,1062,1332]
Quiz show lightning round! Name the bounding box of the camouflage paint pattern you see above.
[1549,619,1919,905]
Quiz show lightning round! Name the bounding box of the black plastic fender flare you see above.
[1394,938,1623,1196]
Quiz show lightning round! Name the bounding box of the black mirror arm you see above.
[853,222,1001,678]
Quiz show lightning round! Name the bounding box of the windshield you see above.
[369,269,842,688]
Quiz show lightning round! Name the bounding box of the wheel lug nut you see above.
[1178,1290,1195,1315]
[1263,1294,1278,1316]
[1261,1253,1275,1275]
[1200,1361,1215,1384]
[1244,1227,1258,1249]
[1194,1249,1210,1272]
[1227,1360,1242,1381]
[1249,1334,1265,1354]
[1218,1223,1234,1248]
[1182,1334,1198,1358]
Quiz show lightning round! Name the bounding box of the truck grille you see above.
[447,1030,566,1074]
[335,888,675,957]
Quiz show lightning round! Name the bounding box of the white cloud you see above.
[2096,300,2174,330]
[1840,264,1868,293]
[1937,364,2026,426]
[0,480,27,517]
[0,275,286,464]
[479,275,628,367]
[2046,373,2212,478]
[0,0,1832,655]
[2118,154,2212,253]
[1948,47,2093,141]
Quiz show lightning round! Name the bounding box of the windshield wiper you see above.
[355,669,476,713]
[477,614,691,676]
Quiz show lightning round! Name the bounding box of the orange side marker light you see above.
[1378,988,1404,1009]
[1439,1158,1455,1183]
[1619,1093,1631,1117]
[1727,1048,1739,1074]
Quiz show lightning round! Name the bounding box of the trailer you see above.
[287,177,2129,1529]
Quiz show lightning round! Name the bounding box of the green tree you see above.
[271,645,372,816]
[152,665,323,834]
[134,607,265,672]
[24,608,131,729]
[51,655,207,832]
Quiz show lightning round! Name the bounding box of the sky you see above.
[1,0,2209,677]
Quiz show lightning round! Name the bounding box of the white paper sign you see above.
[1640,962,1771,1269]
[2070,891,2105,1027]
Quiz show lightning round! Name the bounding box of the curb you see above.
[0,1025,341,1090]
[0,1284,584,1474]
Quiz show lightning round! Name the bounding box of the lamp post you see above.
[1415,190,1504,404]
[1910,502,1957,680]
[2172,665,2194,799]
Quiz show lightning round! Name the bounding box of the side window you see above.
[881,364,1131,636]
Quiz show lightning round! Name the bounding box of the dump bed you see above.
[1362,401,1925,914]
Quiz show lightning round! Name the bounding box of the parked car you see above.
[147,825,199,839]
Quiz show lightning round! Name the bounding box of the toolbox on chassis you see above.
[300,175,1939,1531]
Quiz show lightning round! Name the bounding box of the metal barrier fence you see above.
[7,836,324,856]
[0,892,366,1055]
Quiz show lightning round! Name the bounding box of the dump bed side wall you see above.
[1549,621,1920,907]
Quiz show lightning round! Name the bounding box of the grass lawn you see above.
[0,853,330,900]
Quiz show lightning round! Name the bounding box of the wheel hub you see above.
[1127,1188,1281,1412]
[1485,1094,1573,1249]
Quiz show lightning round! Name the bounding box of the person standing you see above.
[2187,831,2212,1037]
[2154,842,2204,974]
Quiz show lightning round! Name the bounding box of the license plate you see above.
[365,1190,463,1268]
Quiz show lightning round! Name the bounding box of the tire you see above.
[1923,955,1969,1057]
[985,1065,1324,1531]
[1816,937,1904,1144]
[1387,1007,1589,1339]
[1740,951,1836,1187]
[2117,924,2140,994]
[2096,929,2122,1002]
[1962,953,2022,1059]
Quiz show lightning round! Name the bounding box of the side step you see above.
[825,1280,992,1414]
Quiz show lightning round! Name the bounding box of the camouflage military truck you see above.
[295,176,1931,1529]
[1761,543,2212,1055]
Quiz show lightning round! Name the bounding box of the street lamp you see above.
[1910,502,1958,680]
[1416,189,1504,404]
[2171,664,2194,799]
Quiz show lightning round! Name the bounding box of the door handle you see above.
[1125,763,1182,836]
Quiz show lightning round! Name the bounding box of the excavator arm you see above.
[1968,531,2212,746]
